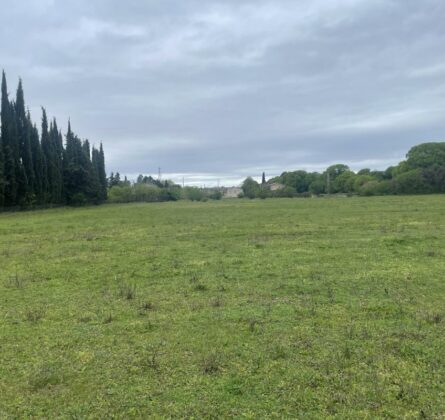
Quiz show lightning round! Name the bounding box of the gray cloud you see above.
[1,0,444,185]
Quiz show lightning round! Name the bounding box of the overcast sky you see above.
[1,0,444,185]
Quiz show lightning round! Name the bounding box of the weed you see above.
[29,364,63,391]
[193,283,208,292]
[201,352,222,374]
[211,296,223,308]
[118,282,137,300]
[103,313,114,324]
[25,308,45,323]
[5,272,25,288]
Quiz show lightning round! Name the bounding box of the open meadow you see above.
[1,196,444,418]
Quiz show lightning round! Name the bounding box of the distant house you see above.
[223,187,243,198]
[267,182,285,191]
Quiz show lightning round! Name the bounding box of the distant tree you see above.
[332,171,356,193]
[394,169,430,194]
[29,119,46,203]
[326,164,350,180]
[0,125,4,207]
[406,142,445,169]
[15,80,34,203]
[309,179,325,195]
[1,71,17,206]
[0,72,108,210]
[261,172,266,185]
[242,177,260,199]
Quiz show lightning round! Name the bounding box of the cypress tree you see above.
[10,104,28,205]
[41,108,51,203]
[1,71,17,206]
[16,80,35,203]
[29,117,46,204]
[1,73,108,210]
[51,119,64,203]
[0,125,4,207]
[48,118,63,203]
[98,143,107,200]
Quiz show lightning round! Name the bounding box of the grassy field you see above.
[0,196,444,418]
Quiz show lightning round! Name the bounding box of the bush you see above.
[182,187,205,201]
[394,169,431,194]
[108,184,180,203]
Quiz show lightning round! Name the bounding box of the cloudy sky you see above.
[1,0,444,185]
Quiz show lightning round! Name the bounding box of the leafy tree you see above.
[309,179,325,195]
[326,164,350,180]
[394,169,431,194]
[406,142,445,169]
[332,171,356,193]
[242,177,260,199]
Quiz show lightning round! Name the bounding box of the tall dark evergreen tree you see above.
[29,116,46,204]
[40,108,52,203]
[0,123,4,207]
[1,70,17,206]
[47,118,63,203]
[1,72,108,210]
[16,80,35,202]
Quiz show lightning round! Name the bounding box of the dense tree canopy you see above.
[0,72,107,209]
[244,142,445,199]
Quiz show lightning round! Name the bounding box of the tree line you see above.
[107,174,223,203]
[0,72,107,209]
[242,142,445,198]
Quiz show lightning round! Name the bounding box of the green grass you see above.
[1,196,444,418]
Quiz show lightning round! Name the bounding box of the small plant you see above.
[29,363,63,391]
[5,272,25,288]
[193,282,208,292]
[140,301,154,311]
[271,344,288,361]
[211,296,223,308]
[103,313,114,324]
[425,312,442,324]
[201,352,222,374]
[118,282,137,300]
[25,308,45,323]
[189,274,207,291]
[78,315,92,323]
[247,318,260,332]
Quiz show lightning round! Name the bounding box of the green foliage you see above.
[332,170,356,193]
[0,72,108,210]
[406,142,445,169]
[242,177,260,199]
[1,197,444,417]
[108,183,180,203]
[245,142,445,199]
[394,169,431,194]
